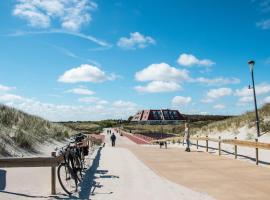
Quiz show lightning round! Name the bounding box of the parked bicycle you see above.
[56,134,89,195]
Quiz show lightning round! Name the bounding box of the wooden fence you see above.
[0,135,99,195]
[153,136,270,166]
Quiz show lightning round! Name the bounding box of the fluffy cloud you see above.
[58,64,116,83]
[235,83,270,97]
[0,94,23,102]
[0,93,139,121]
[194,77,240,86]
[213,104,226,109]
[0,84,15,92]
[78,97,108,104]
[134,81,181,93]
[235,83,270,104]
[66,87,94,95]
[264,96,270,103]
[202,87,232,103]
[172,96,192,106]
[13,0,97,31]
[257,19,270,29]
[177,53,215,67]
[135,63,190,82]
[117,32,155,49]
[238,96,253,103]
[113,100,136,108]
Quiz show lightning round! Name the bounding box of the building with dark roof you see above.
[131,109,185,124]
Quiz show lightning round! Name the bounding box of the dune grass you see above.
[0,104,73,155]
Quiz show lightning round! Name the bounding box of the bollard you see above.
[218,136,221,156]
[196,135,198,149]
[234,137,237,159]
[51,152,56,195]
[206,136,208,152]
[255,139,259,165]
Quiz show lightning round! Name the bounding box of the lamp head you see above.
[248,60,255,72]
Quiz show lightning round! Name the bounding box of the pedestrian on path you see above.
[184,122,190,152]
[111,133,116,147]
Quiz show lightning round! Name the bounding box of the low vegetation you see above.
[193,103,270,135]
[121,104,270,138]
[61,119,119,133]
[0,104,73,156]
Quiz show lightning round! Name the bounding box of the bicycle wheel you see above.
[57,163,78,195]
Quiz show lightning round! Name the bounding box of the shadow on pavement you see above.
[190,142,270,165]
[79,147,103,199]
[0,169,6,190]
[0,190,49,199]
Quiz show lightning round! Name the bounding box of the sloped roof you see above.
[132,109,185,122]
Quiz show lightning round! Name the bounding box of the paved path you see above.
[2,128,270,200]
[87,129,213,200]
[124,138,270,200]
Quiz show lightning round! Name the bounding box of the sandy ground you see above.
[0,139,73,200]
[0,129,214,200]
[126,140,270,200]
[87,129,213,200]
[2,127,270,200]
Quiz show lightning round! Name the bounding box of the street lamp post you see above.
[248,60,260,138]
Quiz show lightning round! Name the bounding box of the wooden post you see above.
[51,152,56,195]
[196,135,198,149]
[234,137,237,159]
[255,138,259,165]
[218,136,221,156]
[206,136,208,152]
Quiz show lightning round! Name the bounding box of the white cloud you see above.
[264,96,270,103]
[202,87,232,103]
[66,87,94,95]
[257,19,270,29]
[135,63,190,82]
[207,88,232,99]
[0,94,23,102]
[177,53,215,67]
[235,83,270,104]
[13,0,97,31]
[0,93,139,121]
[78,97,108,104]
[113,100,136,108]
[58,64,116,83]
[117,32,155,49]
[134,81,181,93]
[235,83,270,97]
[213,104,226,109]
[0,84,15,92]
[8,30,111,47]
[172,96,192,106]
[238,96,253,103]
[194,77,240,86]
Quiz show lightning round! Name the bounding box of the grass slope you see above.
[194,103,270,135]
[0,104,74,156]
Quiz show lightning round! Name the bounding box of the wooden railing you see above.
[0,135,101,195]
[152,135,270,165]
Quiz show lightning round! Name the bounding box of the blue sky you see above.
[0,0,270,121]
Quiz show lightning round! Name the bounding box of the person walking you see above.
[184,123,190,152]
[111,133,116,147]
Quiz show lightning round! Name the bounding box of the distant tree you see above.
[127,116,133,122]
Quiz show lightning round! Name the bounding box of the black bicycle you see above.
[57,140,89,195]
[57,144,80,195]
